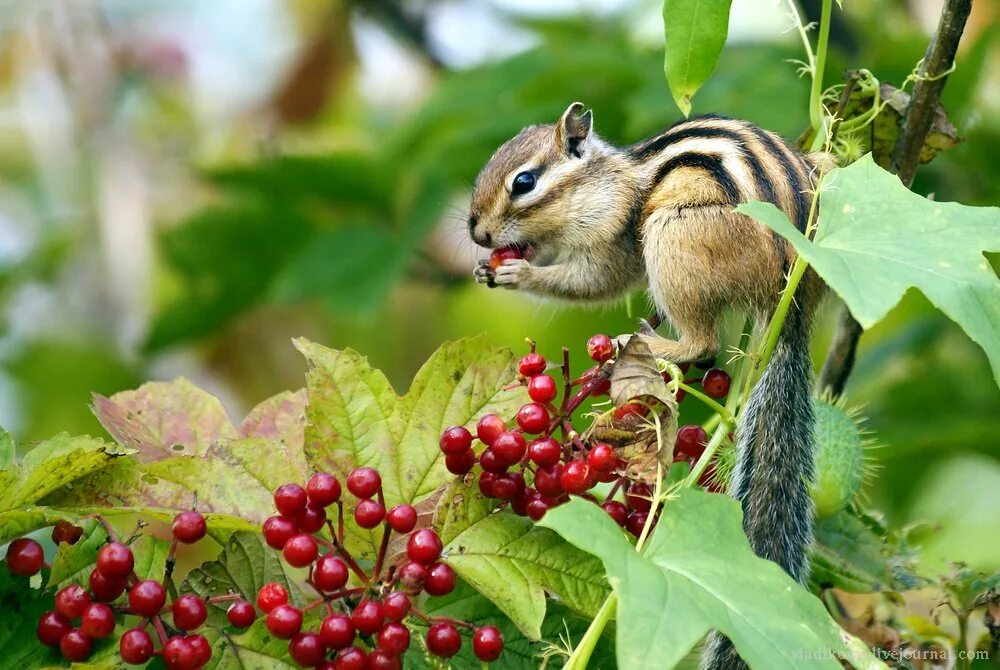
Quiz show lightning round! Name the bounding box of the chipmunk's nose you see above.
[468,215,492,247]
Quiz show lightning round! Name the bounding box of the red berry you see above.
[426,622,461,658]
[676,425,708,461]
[51,520,84,545]
[534,464,564,498]
[306,472,342,507]
[491,473,521,500]
[396,562,427,591]
[424,563,456,596]
[354,499,387,529]
[283,533,319,567]
[479,448,507,474]
[587,443,617,472]
[96,541,134,579]
[614,402,650,420]
[702,368,731,398]
[515,403,549,434]
[296,502,327,533]
[526,496,550,521]
[351,600,384,635]
[60,628,93,662]
[334,647,367,670]
[383,592,411,621]
[172,511,207,544]
[560,460,592,494]
[36,611,71,647]
[346,467,381,499]
[227,599,256,628]
[320,614,356,649]
[56,584,91,619]
[518,353,546,377]
[527,374,557,403]
[367,650,401,670]
[386,504,417,533]
[406,529,442,565]
[6,538,44,576]
[488,246,523,270]
[527,437,561,467]
[600,500,628,526]
[128,579,166,617]
[188,634,212,667]
[625,482,652,513]
[262,515,298,550]
[289,632,325,667]
[312,553,349,592]
[475,414,506,446]
[626,511,649,538]
[445,449,476,475]
[439,426,473,455]
[473,626,505,662]
[377,622,411,655]
[478,472,497,498]
[172,594,208,631]
[267,604,303,639]
[492,431,527,466]
[120,628,154,664]
[162,635,196,670]
[257,582,288,612]
[89,568,127,602]
[274,483,309,517]
[587,334,614,362]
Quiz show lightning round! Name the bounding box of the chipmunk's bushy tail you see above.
[700,304,817,670]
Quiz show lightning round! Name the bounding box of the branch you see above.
[816,0,971,397]
[357,0,445,70]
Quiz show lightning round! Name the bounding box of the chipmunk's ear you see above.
[557,102,592,158]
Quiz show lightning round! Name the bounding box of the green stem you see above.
[685,422,730,487]
[758,257,809,367]
[956,613,970,670]
[809,0,834,151]
[565,595,617,670]
[678,382,736,430]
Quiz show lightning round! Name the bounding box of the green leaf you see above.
[432,475,495,547]
[662,0,733,116]
[540,490,874,670]
[49,528,171,588]
[0,427,14,470]
[738,155,1000,386]
[0,570,59,669]
[201,619,300,669]
[443,512,609,640]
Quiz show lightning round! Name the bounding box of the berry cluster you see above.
[438,335,731,536]
[258,469,505,668]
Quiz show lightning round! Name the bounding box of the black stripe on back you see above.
[652,153,741,204]
[751,126,810,233]
[628,119,737,160]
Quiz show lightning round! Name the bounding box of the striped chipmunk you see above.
[469,103,835,670]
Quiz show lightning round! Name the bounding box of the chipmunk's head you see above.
[469,102,611,253]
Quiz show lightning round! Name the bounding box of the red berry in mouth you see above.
[274,483,309,518]
[55,584,91,619]
[6,537,44,576]
[560,460,592,495]
[625,482,653,513]
[354,499,387,529]
[312,553,349,592]
[51,520,84,545]
[473,626,505,662]
[262,515,298,550]
[445,448,476,475]
[406,529,443,564]
[382,592,411,621]
[289,632,325,667]
[119,628,154,664]
[516,402,549,434]
[479,448,508,474]
[256,582,289,613]
[489,246,523,270]
[306,472,342,507]
[424,562,457,596]
[492,431,527,466]
[534,463,564,498]
[386,504,417,533]
[96,541,134,579]
[527,374,558,403]
[518,353,547,377]
[172,594,208,631]
[426,622,462,658]
[320,613,356,649]
[528,437,561,467]
[377,622,411,655]
[36,611,71,647]
[227,599,256,628]
[283,533,319,567]
[587,443,617,472]
[702,368,731,398]
[172,511,207,544]
[88,568,127,602]
[587,334,614,362]
[346,467,382,499]
[162,635,196,670]
[296,502,328,533]
[397,561,428,591]
[439,426,473,455]
[600,500,629,526]
[351,599,384,635]
[128,579,166,617]
[266,604,303,639]
[334,647,367,670]
[676,424,708,461]
[59,628,93,662]
[476,414,506,446]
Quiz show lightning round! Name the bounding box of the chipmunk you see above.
[469,103,834,670]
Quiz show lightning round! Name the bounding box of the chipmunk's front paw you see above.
[474,261,497,288]
[494,259,531,290]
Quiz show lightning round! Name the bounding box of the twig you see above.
[356,0,445,70]
[816,0,971,397]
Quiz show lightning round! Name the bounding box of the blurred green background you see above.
[0,0,997,573]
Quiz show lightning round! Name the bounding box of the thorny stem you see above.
[677,382,736,429]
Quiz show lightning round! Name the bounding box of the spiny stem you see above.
[676,382,736,429]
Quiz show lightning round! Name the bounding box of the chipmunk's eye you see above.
[511,171,536,196]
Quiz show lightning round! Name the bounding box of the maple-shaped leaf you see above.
[739,154,1000,386]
